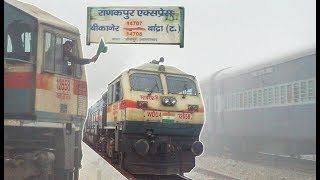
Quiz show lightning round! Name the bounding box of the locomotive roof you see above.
[214,48,316,80]
[5,0,79,34]
[129,63,188,75]
[108,63,193,85]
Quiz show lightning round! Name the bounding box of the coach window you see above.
[263,89,268,106]
[243,92,247,108]
[253,90,257,107]
[308,80,315,101]
[248,91,252,108]
[231,94,235,110]
[300,81,307,102]
[274,86,279,105]
[280,85,286,104]
[287,84,292,103]
[236,94,240,109]
[258,90,262,106]
[293,82,300,103]
[268,87,273,105]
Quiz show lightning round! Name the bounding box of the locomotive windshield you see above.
[130,73,163,92]
[166,76,198,96]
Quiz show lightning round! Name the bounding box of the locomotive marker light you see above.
[188,104,199,112]
[137,101,148,109]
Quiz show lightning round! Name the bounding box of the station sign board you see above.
[86,6,185,47]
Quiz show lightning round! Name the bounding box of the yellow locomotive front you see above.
[105,59,204,175]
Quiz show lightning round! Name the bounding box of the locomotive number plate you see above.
[176,113,192,120]
[144,111,192,122]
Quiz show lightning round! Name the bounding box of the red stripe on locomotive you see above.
[4,72,33,88]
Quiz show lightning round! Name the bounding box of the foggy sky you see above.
[19,0,316,106]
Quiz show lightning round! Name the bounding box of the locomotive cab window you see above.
[5,20,36,62]
[130,73,162,93]
[166,76,198,96]
[43,32,81,77]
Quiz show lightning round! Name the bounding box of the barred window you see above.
[236,94,240,109]
[308,80,315,101]
[300,81,307,102]
[287,84,292,103]
[274,86,279,104]
[268,87,273,105]
[263,89,268,105]
[280,85,286,104]
[248,91,252,107]
[258,90,262,106]
[244,92,247,108]
[293,82,299,103]
[253,90,257,107]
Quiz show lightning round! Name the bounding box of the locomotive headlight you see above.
[170,97,177,105]
[162,97,171,105]
[161,96,177,106]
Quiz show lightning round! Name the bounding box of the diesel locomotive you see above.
[83,59,205,175]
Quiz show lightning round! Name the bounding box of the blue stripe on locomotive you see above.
[4,89,34,114]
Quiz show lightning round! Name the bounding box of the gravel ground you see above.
[192,154,316,180]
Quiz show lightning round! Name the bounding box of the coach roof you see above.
[5,0,79,34]
[214,47,316,81]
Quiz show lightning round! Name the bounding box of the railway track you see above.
[83,140,191,180]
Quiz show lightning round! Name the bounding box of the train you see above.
[200,49,316,157]
[4,0,87,179]
[83,58,205,176]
